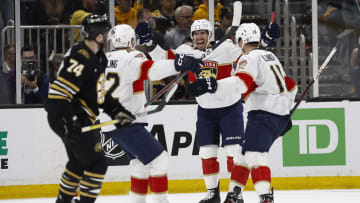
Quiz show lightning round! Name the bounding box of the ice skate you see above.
[199,185,220,203]
[223,186,244,203]
[259,188,274,203]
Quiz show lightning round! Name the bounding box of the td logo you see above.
[283,108,346,166]
[0,131,9,169]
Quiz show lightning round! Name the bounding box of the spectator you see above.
[321,1,344,46]
[41,0,65,25]
[192,0,223,28]
[70,0,99,42]
[6,45,49,104]
[63,0,83,23]
[342,0,360,32]
[214,6,232,41]
[2,44,15,74]
[115,0,138,29]
[0,44,15,104]
[152,0,177,35]
[0,0,14,74]
[134,0,161,11]
[136,8,168,50]
[164,5,193,49]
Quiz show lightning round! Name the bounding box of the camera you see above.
[22,60,39,81]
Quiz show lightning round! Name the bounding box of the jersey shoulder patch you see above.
[77,49,90,59]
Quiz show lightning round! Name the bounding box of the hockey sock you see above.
[130,176,149,203]
[79,170,105,203]
[251,166,271,195]
[149,175,168,202]
[57,168,82,202]
[229,164,250,192]
[202,158,220,189]
[227,156,234,174]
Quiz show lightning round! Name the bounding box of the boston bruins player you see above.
[45,14,135,203]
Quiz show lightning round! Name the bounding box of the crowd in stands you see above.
[0,0,238,105]
[4,0,360,105]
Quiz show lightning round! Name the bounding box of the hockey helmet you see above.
[235,23,261,45]
[82,14,111,41]
[190,19,214,41]
[108,24,136,49]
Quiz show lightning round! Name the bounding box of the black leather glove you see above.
[261,23,280,47]
[174,53,204,73]
[107,103,136,127]
[188,77,217,97]
[47,113,86,139]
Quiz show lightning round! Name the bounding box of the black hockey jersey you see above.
[45,41,119,123]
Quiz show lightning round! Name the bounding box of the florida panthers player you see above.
[163,19,248,203]
[102,24,203,203]
[213,23,297,203]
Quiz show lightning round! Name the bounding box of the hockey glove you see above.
[108,103,136,128]
[174,53,204,73]
[188,77,217,97]
[260,23,280,47]
[135,21,153,46]
[47,113,86,139]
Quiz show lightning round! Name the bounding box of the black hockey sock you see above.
[57,168,82,203]
[79,170,105,202]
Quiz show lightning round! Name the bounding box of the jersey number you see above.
[106,72,120,100]
[67,59,84,77]
[270,65,286,93]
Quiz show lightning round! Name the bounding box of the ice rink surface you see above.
[1,189,359,203]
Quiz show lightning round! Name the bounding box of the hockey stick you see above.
[144,1,243,106]
[270,0,276,24]
[80,83,179,133]
[289,29,354,116]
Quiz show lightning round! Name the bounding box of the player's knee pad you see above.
[130,158,150,179]
[149,151,168,176]
[244,151,268,168]
[199,145,218,159]
[224,144,246,165]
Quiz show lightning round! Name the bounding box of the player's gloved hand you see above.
[280,118,292,136]
[135,21,153,46]
[174,53,204,73]
[48,113,86,139]
[260,23,280,47]
[188,77,217,97]
[108,103,136,127]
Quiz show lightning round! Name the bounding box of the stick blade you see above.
[232,1,242,26]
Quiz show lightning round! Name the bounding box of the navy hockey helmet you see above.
[82,14,111,41]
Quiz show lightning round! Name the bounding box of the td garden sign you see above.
[283,108,346,166]
[0,131,9,169]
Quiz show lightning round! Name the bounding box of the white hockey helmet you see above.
[108,24,136,49]
[235,23,261,45]
[190,19,214,40]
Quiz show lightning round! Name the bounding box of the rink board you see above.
[1,101,360,199]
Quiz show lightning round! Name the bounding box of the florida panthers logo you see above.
[197,60,218,79]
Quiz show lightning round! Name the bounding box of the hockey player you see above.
[174,19,283,203]
[220,23,297,203]
[102,24,203,203]
[171,19,247,203]
[45,14,135,203]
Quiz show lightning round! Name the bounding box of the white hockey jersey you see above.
[235,49,297,115]
[175,39,243,109]
[101,49,180,131]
